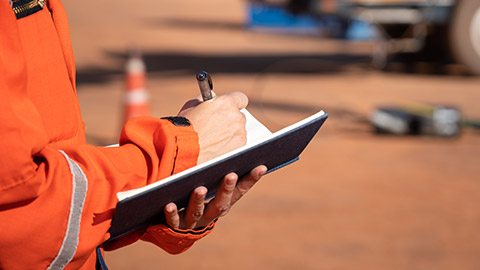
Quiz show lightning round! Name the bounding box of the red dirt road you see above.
[65,0,480,269]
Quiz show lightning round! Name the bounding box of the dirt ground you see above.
[64,0,480,269]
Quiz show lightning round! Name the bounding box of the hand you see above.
[178,92,248,164]
[164,165,267,230]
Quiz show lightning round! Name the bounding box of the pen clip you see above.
[206,73,213,91]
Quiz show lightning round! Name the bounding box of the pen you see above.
[196,71,214,101]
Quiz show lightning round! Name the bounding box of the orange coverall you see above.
[0,0,214,269]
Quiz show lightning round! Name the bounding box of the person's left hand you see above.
[163,165,267,230]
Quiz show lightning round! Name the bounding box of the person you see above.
[0,0,267,269]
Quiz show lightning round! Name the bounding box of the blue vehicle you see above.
[255,0,480,74]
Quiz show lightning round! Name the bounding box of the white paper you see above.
[241,108,272,146]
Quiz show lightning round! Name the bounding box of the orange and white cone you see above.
[123,48,149,124]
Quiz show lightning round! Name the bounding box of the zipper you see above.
[12,0,46,18]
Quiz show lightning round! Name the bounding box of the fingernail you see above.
[226,176,236,186]
[198,187,207,196]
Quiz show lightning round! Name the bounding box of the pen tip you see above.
[196,71,208,81]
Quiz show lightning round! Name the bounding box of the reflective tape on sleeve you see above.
[47,151,88,270]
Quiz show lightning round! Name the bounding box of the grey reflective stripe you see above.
[47,150,88,270]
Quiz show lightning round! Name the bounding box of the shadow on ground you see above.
[75,52,372,86]
[75,50,469,87]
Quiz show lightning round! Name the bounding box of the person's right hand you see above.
[177,91,248,164]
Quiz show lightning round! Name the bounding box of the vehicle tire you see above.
[449,0,480,75]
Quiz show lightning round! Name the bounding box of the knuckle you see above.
[237,112,246,123]
[214,204,230,216]
[237,187,248,197]
[234,115,246,131]
[192,211,203,219]
[223,184,235,194]
[233,116,245,130]
[233,91,248,104]
[219,95,236,107]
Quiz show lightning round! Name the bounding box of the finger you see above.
[225,91,248,110]
[199,173,237,226]
[183,186,208,229]
[178,98,202,112]
[231,165,267,204]
[179,91,219,112]
[164,203,180,229]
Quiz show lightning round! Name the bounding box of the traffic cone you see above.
[123,48,149,125]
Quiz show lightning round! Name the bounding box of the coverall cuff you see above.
[119,116,200,184]
[162,117,200,175]
[141,219,217,254]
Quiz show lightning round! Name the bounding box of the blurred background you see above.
[64,0,480,269]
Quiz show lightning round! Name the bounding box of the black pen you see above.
[196,71,214,101]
